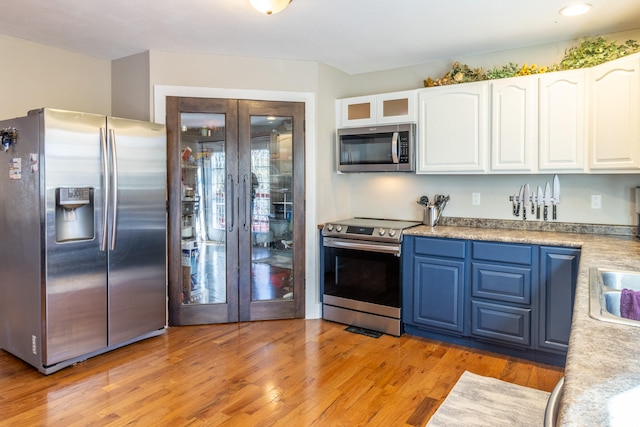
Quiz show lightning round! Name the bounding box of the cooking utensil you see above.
[523,184,530,221]
[536,186,543,219]
[516,185,524,217]
[543,182,552,221]
[417,195,429,206]
[553,174,560,220]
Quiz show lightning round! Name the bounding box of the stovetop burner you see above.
[322,217,420,243]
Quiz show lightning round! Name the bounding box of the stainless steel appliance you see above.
[0,108,167,374]
[337,123,415,173]
[321,218,420,336]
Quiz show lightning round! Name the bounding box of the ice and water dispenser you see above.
[55,187,94,243]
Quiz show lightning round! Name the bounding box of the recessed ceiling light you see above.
[559,3,592,16]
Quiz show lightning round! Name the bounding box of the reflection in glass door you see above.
[249,116,294,302]
[180,113,228,305]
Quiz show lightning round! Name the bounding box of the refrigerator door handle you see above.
[100,127,109,252]
[242,173,250,231]
[109,129,119,250]
[227,174,235,232]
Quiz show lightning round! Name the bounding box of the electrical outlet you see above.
[472,192,481,205]
[591,195,602,209]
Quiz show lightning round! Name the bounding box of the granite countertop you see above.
[403,221,640,426]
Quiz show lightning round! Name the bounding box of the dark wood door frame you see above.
[166,96,305,325]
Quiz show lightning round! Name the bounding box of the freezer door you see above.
[106,117,167,345]
[0,115,43,368]
[43,109,109,366]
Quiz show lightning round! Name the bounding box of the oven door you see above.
[321,237,402,335]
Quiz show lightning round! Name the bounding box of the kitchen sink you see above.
[589,268,640,327]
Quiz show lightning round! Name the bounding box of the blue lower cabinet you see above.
[411,256,466,333]
[471,300,531,346]
[402,236,580,366]
[538,246,580,353]
[402,236,467,335]
[472,262,532,305]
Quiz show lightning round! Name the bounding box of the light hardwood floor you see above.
[0,319,563,426]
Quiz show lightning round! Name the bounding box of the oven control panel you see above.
[322,223,402,243]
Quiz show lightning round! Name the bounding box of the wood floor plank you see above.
[0,319,563,426]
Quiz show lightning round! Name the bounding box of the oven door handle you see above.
[323,237,401,256]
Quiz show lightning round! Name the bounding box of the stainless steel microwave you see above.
[337,123,415,173]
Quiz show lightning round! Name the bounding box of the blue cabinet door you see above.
[410,255,466,334]
[538,246,580,353]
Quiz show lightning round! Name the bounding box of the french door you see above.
[166,97,305,325]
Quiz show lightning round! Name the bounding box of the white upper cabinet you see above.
[417,82,490,173]
[589,53,640,171]
[490,75,538,173]
[337,90,417,128]
[336,53,640,175]
[538,69,587,172]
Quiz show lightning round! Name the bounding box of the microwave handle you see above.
[391,131,399,163]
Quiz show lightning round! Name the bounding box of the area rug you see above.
[426,371,550,427]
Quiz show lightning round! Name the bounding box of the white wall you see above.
[340,29,640,226]
[112,52,150,121]
[315,62,353,224]
[348,173,640,226]
[0,34,111,118]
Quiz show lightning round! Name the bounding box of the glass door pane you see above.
[250,115,294,302]
[179,113,227,305]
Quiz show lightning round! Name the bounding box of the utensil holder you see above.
[424,206,440,227]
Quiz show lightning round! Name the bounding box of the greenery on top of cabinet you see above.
[424,36,640,87]
[560,37,640,69]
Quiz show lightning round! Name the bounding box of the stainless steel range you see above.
[321,218,420,336]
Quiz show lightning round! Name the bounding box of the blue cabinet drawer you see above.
[472,263,532,304]
[471,300,531,346]
[471,241,533,265]
[414,237,466,259]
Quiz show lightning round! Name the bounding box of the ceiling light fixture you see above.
[250,0,292,15]
[559,3,592,16]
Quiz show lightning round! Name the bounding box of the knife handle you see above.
[536,206,541,220]
[552,205,557,220]
[544,206,548,221]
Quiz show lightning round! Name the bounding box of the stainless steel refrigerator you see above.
[0,108,167,374]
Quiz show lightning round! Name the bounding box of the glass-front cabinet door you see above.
[167,97,305,325]
[238,100,305,321]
